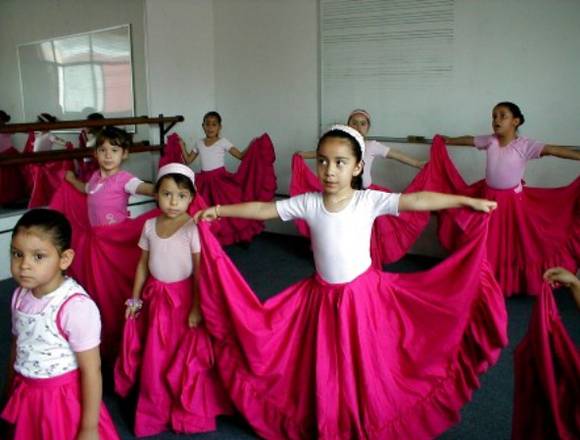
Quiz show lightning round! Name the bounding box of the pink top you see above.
[194,138,234,171]
[362,140,391,188]
[11,279,101,352]
[0,133,13,152]
[474,135,544,189]
[86,170,143,226]
[138,217,201,283]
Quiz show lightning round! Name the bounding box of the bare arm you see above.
[195,201,280,223]
[126,250,149,319]
[544,267,580,309]
[540,145,580,160]
[442,135,475,146]
[399,191,497,213]
[136,182,155,197]
[229,146,246,160]
[188,252,202,328]
[180,139,198,164]
[65,170,87,194]
[386,148,425,169]
[75,347,102,440]
[297,150,317,159]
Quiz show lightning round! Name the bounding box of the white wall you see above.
[144,0,216,150]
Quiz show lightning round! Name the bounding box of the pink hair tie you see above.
[157,162,196,186]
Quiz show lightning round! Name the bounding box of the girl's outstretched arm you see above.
[399,191,497,213]
[76,346,102,440]
[188,252,202,328]
[442,135,475,146]
[228,146,246,160]
[387,148,426,168]
[180,139,198,164]
[65,170,87,194]
[541,145,580,160]
[297,150,316,159]
[195,201,280,222]
[136,182,155,197]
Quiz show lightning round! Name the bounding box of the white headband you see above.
[328,124,366,156]
[157,162,195,187]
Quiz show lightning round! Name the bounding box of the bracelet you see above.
[215,204,221,218]
[125,298,143,310]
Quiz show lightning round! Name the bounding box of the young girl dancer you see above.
[437,101,580,296]
[52,127,155,364]
[292,109,430,265]
[180,111,277,245]
[1,209,118,439]
[194,125,507,439]
[115,163,231,437]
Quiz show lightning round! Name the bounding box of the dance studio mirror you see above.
[17,24,135,126]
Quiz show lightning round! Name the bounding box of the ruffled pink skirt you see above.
[114,276,232,437]
[290,154,430,266]
[428,135,579,296]
[1,370,119,440]
[197,208,507,439]
[196,133,277,245]
[512,284,580,440]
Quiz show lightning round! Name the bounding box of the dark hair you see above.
[155,173,195,195]
[96,126,132,150]
[494,101,525,127]
[12,209,72,253]
[86,112,105,135]
[317,129,364,190]
[203,111,222,125]
[37,113,58,123]
[0,110,11,124]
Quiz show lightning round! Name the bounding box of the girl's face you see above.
[348,114,370,137]
[491,105,520,137]
[202,116,221,139]
[95,139,128,175]
[157,178,194,219]
[10,228,74,297]
[316,137,363,195]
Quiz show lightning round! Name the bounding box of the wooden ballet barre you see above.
[0,142,162,167]
[0,115,184,133]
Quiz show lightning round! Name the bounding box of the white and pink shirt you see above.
[362,140,391,188]
[474,135,545,190]
[194,138,234,172]
[86,170,143,226]
[139,217,201,283]
[277,190,400,283]
[11,277,101,379]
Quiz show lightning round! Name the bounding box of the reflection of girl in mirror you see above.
[33,113,67,152]
[0,110,28,205]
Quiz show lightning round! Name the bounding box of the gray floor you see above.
[1,232,578,439]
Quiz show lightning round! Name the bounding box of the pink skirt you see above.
[114,276,232,437]
[512,284,580,440]
[290,154,430,266]
[0,147,28,204]
[197,209,507,439]
[158,132,186,169]
[196,133,277,245]
[429,135,579,296]
[1,370,119,440]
